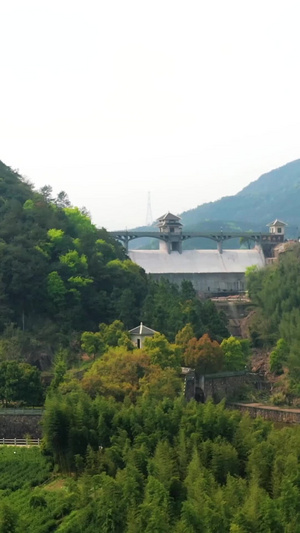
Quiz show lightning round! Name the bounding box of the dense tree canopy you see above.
[247,244,300,388]
[40,388,300,532]
[0,361,43,406]
[142,279,229,342]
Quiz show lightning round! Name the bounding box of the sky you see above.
[1,0,300,230]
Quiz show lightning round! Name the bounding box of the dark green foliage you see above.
[247,245,300,386]
[0,162,149,365]
[2,399,300,531]
[143,333,181,369]
[142,279,229,341]
[38,382,300,531]
[0,361,43,406]
[0,503,18,533]
[270,339,289,374]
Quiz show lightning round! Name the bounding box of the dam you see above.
[111,214,286,296]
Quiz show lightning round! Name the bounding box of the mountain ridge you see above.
[179,159,300,233]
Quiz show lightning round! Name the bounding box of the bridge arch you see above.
[109,230,266,253]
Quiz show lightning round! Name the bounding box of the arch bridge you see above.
[109,230,282,253]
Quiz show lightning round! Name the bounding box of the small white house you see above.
[128,322,157,349]
[267,219,287,236]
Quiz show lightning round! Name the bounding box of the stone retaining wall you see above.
[201,372,267,402]
[0,415,42,439]
[229,403,300,424]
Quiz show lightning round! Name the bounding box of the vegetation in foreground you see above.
[2,399,300,532]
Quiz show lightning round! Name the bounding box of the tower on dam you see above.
[157,212,183,253]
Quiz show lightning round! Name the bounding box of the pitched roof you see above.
[266,219,288,227]
[128,322,158,336]
[157,212,181,222]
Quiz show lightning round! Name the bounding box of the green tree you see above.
[144,333,181,369]
[50,350,67,390]
[16,363,43,405]
[99,320,131,347]
[81,331,106,359]
[221,336,248,371]
[137,476,171,533]
[0,361,22,406]
[175,323,195,351]
[47,271,67,308]
[184,334,224,375]
[270,338,289,374]
[0,503,18,533]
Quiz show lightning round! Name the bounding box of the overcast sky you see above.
[1,0,300,230]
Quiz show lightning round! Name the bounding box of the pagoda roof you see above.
[128,322,158,336]
[157,212,181,222]
[266,219,288,227]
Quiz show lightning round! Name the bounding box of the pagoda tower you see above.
[157,212,183,253]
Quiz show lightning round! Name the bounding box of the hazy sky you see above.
[1,0,300,230]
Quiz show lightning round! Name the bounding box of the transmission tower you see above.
[146,191,153,226]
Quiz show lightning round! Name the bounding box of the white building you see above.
[129,322,157,349]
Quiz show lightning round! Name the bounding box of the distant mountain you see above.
[129,159,300,249]
[180,159,300,234]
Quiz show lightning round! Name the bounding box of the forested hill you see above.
[0,161,228,367]
[180,159,300,234]
[0,161,147,362]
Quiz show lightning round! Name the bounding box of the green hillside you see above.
[0,161,149,365]
[180,159,300,236]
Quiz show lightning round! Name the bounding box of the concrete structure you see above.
[129,322,157,348]
[129,248,266,294]
[182,370,266,403]
[157,212,183,253]
[112,213,287,295]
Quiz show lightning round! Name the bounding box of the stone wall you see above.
[198,372,267,403]
[229,403,300,424]
[0,414,42,439]
[184,378,196,402]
